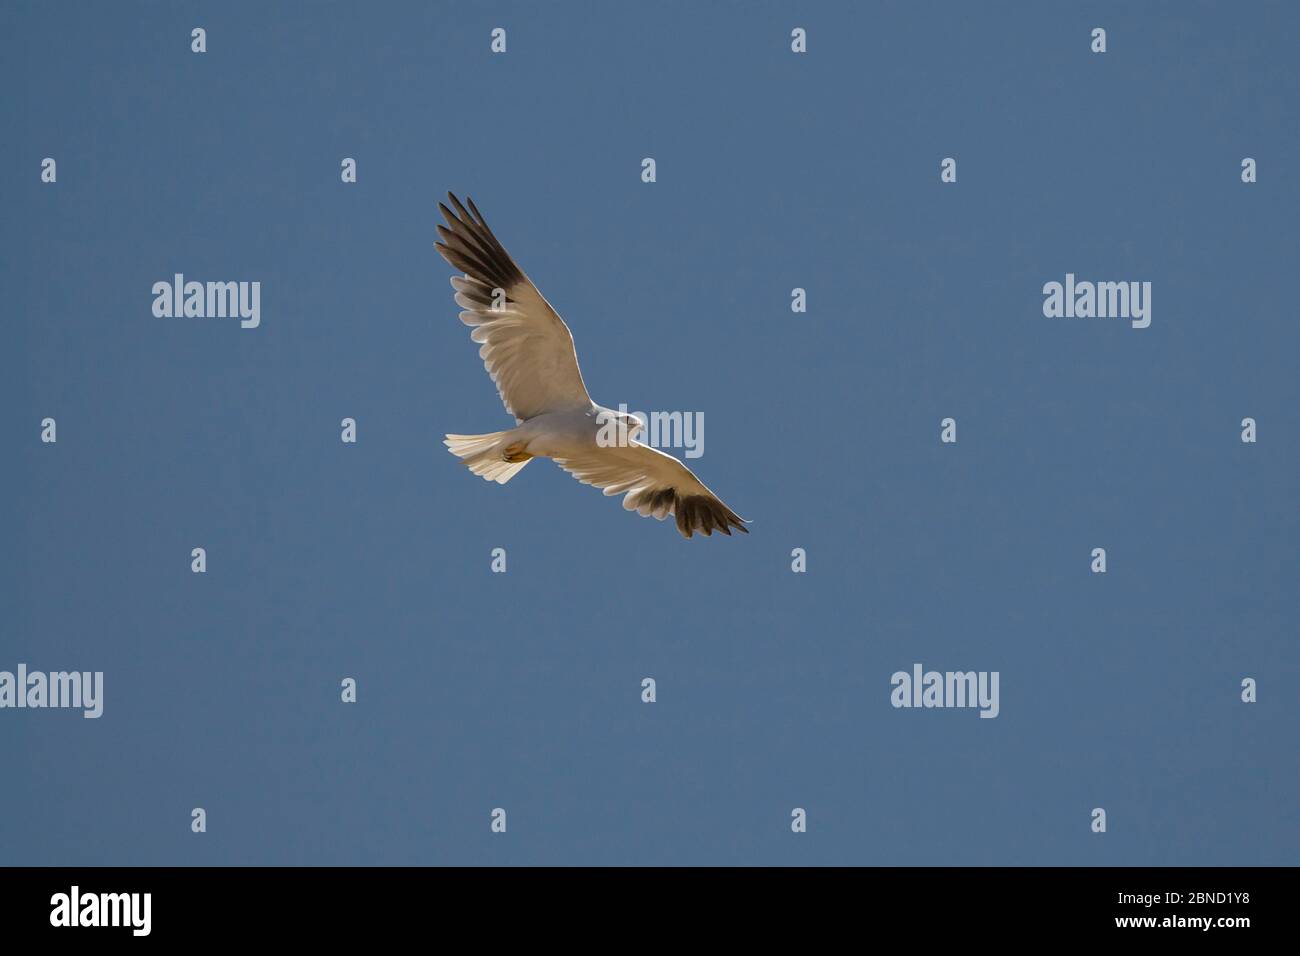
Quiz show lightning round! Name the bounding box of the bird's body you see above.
[508,405,606,460]
[444,406,609,483]
[436,193,748,539]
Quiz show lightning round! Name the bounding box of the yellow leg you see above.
[502,441,533,464]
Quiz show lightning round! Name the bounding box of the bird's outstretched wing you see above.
[554,441,749,539]
[435,193,592,422]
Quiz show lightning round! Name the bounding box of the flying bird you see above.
[435,193,748,539]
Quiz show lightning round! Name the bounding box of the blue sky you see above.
[2,1,1297,865]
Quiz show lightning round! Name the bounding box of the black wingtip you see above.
[446,192,485,230]
[465,195,488,226]
[433,192,524,289]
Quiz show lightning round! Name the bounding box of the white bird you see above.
[436,193,749,539]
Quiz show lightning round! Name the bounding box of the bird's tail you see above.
[444,431,532,484]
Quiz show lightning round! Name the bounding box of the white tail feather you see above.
[444,431,531,484]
